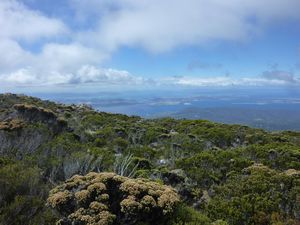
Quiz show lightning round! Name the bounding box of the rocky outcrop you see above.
[14,104,68,133]
[0,103,69,158]
[0,125,51,158]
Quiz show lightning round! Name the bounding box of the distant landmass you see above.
[163,107,300,131]
[33,88,300,131]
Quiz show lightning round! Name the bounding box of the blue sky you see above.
[0,0,300,92]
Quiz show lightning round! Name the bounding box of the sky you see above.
[0,0,300,92]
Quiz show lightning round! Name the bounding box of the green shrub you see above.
[167,203,211,225]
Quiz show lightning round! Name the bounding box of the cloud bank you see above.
[160,73,300,87]
[0,65,148,87]
[2,67,298,88]
[73,0,300,52]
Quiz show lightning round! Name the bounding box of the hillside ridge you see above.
[0,93,299,225]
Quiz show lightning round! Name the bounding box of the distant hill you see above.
[166,106,300,131]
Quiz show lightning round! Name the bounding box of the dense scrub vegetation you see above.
[0,93,299,225]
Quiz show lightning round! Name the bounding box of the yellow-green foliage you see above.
[0,119,25,131]
[47,190,73,208]
[47,172,180,225]
[14,103,57,119]
[206,164,300,225]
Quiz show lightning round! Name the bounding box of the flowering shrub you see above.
[47,172,180,225]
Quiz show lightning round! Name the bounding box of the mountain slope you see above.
[0,93,299,225]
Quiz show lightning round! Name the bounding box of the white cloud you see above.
[71,65,146,85]
[0,39,107,76]
[0,39,34,72]
[1,66,299,88]
[0,65,147,87]
[160,75,300,87]
[37,43,105,72]
[73,0,300,53]
[2,68,37,84]
[0,0,67,41]
[0,0,111,84]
